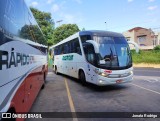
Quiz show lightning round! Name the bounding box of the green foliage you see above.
[154,45,160,50]
[130,49,142,54]
[131,50,160,64]
[47,40,53,46]
[53,24,80,44]
[82,28,86,31]
[20,25,46,44]
[30,7,55,45]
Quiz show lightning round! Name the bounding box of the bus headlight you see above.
[94,69,109,77]
[100,72,109,77]
[129,71,133,75]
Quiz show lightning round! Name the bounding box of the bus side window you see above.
[57,45,61,55]
[68,38,81,55]
[68,41,72,53]
[61,44,63,54]
[54,47,58,55]
[64,43,68,54]
[83,43,96,65]
[70,40,75,53]
[74,38,82,55]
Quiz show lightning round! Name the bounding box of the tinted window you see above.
[93,36,132,69]
[83,43,96,65]
[0,0,6,29]
[64,43,68,54]
[54,47,58,55]
[74,38,81,54]
[54,38,81,55]
[71,38,81,54]
[80,35,91,43]
[0,0,25,36]
[19,4,46,44]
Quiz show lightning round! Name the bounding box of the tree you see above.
[20,25,46,44]
[53,24,80,44]
[30,7,55,45]
[82,28,86,31]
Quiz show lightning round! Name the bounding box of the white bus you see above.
[52,30,133,86]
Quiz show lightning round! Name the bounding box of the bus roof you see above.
[50,30,124,48]
[79,30,124,37]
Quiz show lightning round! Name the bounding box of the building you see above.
[123,27,159,49]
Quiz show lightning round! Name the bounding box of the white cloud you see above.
[148,0,155,2]
[47,0,54,4]
[127,0,134,2]
[31,1,38,7]
[73,0,82,4]
[59,12,84,25]
[51,4,60,13]
[148,5,158,10]
[64,14,75,23]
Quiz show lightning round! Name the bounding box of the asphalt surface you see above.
[26,67,160,121]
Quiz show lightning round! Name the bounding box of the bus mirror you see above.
[127,41,139,53]
[86,40,99,53]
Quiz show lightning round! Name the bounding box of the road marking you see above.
[65,78,78,121]
[47,72,53,75]
[131,83,160,95]
[134,76,160,83]
[145,79,159,83]
[134,75,160,78]
[134,70,160,72]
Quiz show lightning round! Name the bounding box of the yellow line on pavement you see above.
[65,78,78,121]
[131,83,160,95]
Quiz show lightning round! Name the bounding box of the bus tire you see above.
[41,73,46,90]
[55,66,59,75]
[79,70,87,86]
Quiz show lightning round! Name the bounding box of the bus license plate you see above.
[116,80,123,83]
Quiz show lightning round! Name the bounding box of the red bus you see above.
[0,0,48,121]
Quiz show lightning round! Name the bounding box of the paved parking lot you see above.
[27,67,160,121]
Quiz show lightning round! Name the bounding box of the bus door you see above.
[83,43,97,82]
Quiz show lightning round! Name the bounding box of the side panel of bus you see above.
[0,0,48,119]
[53,35,98,84]
[54,37,83,78]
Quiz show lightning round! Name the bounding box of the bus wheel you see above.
[79,70,87,86]
[41,73,46,90]
[55,66,58,75]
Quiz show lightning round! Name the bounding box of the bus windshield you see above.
[93,36,132,69]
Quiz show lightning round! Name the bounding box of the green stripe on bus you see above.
[62,55,74,61]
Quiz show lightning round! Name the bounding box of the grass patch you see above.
[131,50,160,64]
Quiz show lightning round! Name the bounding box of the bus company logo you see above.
[2,113,11,118]
[62,55,74,61]
[0,50,35,70]
[2,113,42,119]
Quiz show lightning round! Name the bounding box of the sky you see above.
[25,0,160,33]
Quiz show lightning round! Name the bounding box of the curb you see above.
[133,63,160,68]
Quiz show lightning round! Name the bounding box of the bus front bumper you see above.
[96,73,133,86]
